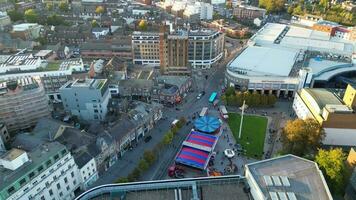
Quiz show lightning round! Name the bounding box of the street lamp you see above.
[238,100,248,139]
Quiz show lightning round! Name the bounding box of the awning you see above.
[194,116,221,133]
[176,147,210,169]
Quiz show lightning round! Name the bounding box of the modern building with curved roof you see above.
[226,23,356,98]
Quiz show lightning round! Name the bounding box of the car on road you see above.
[196,93,203,100]
[144,136,152,143]
[175,107,180,111]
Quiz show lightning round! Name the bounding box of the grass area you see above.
[227,113,268,159]
[45,61,61,71]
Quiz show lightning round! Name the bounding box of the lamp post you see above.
[238,100,246,139]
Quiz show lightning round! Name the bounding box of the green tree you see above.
[163,131,174,145]
[35,37,47,46]
[128,168,140,182]
[59,1,69,12]
[143,150,156,165]
[282,119,325,156]
[259,0,285,13]
[315,148,347,194]
[171,126,179,135]
[225,86,235,97]
[91,19,99,27]
[7,9,24,22]
[267,95,277,106]
[115,177,129,183]
[138,19,147,31]
[319,0,330,10]
[46,14,65,26]
[138,159,149,172]
[46,3,53,11]
[24,9,38,23]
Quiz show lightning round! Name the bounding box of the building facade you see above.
[60,79,110,121]
[132,29,224,69]
[188,29,224,69]
[41,75,72,102]
[74,152,99,191]
[233,5,266,19]
[0,142,81,200]
[0,123,10,145]
[0,78,50,133]
[132,32,161,66]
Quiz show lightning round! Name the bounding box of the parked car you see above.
[144,135,152,143]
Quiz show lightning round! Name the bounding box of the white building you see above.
[226,23,356,97]
[92,27,110,39]
[60,79,111,121]
[183,2,213,20]
[74,152,99,191]
[211,0,226,5]
[0,54,43,73]
[0,142,81,200]
[245,154,332,200]
[59,58,85,72]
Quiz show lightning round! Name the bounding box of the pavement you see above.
[88,39,292,187]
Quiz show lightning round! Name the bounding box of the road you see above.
[89,40,244,187]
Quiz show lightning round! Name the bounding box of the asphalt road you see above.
[89,41,244,187]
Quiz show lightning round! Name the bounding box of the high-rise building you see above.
[160,30,190,75]
[132,28,224,69]
[188,29,224,69]
[59,79,110,121]
[0,77,50,133]
[0,142,81,200]
[132,32,161,66]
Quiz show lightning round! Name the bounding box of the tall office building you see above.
[60,79,110,121]
[160,29,190,75]
[188,29,224,69]
[0,142,81,200]
[132,28,224,69]
[0,77,50,133]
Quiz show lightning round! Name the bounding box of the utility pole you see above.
[238,100,245,139]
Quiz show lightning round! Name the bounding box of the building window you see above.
[38,165,44,173]
[66,186,70,191]
[49,189,53,196]
[71,171,74,177]
[54,154,60,161]
[46,159,52,167]
[7,187,15,195]
[73,180,77,185]
[61,149,67,155]
[29,172,35,179]
[59,192,63,197]
[64,177,68,183]
[57,183,61,189]
[19,178,26,186]
[40,196,45,200]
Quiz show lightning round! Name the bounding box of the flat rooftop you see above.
[302,88,343,110]
[229,46,298,77]
[76,175,249,200]
[1,149,25,161]
[246,154,332,200]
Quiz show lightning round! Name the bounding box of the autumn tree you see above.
[282,119,325,156]
[24,9,38,23]
[225,86,235,97]
[59,1,69,12]
[91,19,98,27]
[162,131,174,145]
[143,150,156,165]
[315,148,347,194]
[259,0,285,13]
[138,19,147,31]
[95,6,105,15]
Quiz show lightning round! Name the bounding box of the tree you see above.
[143,150,156,165]
[7,10,24,22]
[59,1,69,12]
[225,86,235,97]
[24,9,38,23]
[163,131,174,145]
[138,159,149,172]
[46,14,65,26]
[259,0,285,13]
[128,168,140,182]
[315,148,347,194]
[138,19,147,31]
[95,6,105,15]
[282,119,325,156]
[91,19,99,27]
[115,177,129,183]
[46,3,53,11]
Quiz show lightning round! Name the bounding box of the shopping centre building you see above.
[225,23,356,97]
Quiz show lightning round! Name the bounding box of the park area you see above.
[227,113,267,159]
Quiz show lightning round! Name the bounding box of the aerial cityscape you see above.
[0,0,355,199]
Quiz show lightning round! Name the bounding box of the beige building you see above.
[233,5,266,19]
[160,31,190,75]
[0,77,50,133]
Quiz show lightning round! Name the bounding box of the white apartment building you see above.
[0,142,81,200]
[74,152,99,191]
